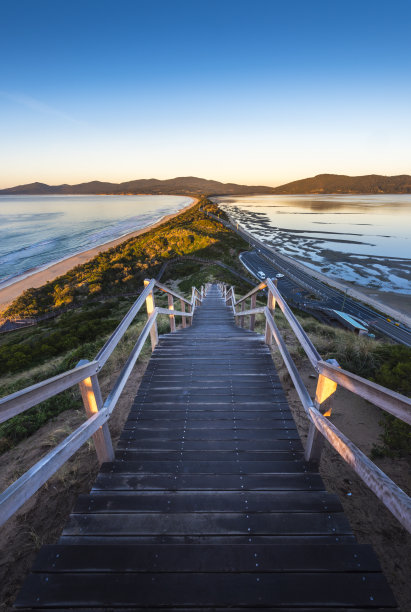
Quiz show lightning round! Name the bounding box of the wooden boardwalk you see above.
[16,285,397,609]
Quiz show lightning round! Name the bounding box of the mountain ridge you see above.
[0,176,276,196]
[272,173,411,194]
[1,174,411,195]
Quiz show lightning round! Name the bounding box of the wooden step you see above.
[15,285,397,610]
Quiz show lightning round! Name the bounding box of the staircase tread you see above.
[15,285,396,610]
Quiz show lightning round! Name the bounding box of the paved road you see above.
[206,211,411,346]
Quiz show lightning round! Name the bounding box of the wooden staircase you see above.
[15,285,397,609]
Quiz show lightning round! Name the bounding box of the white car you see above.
[257,271,266,279]
[275,273,284,279]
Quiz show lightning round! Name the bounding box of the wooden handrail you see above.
[224,280,411,427]
[157,307,193,318]
[154,280,193,305]
[317,360,411,425]
[0,279,198,426]
[266,278,321,369]
[234,306,266,318]
[0,408,109,527]
[233,281,266,305]
[265,307,314,414]
[308,404,411,533]
[0,360,100,424]
[0,279,203,527]
[96,279,155,367]
[102,309,159,416]
[221,281,411,532]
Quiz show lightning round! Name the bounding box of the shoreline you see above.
[274,247,411,326]
[0,197,198,312]
[218,207,411,327]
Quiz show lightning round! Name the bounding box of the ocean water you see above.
[217,194,411,295]
[0,195,192,288]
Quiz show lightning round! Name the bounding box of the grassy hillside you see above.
[1,199,247,318]
[0,198,409,456]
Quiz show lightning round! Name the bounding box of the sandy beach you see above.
[0,197,198,312]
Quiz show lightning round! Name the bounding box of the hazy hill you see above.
[2,174,411,196]
[272,173,411,194]
[0,177,276,196]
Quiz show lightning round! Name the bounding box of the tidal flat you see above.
[217,194,411,315]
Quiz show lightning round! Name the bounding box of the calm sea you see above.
[217,194,411,295]
[0,195,192,288]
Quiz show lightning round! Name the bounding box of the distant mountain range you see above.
[1,174,411,196]
[0,177,275,196]
[272,173,411,194]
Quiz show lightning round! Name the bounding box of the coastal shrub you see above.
[370,345,411,458]
[0,307,151,453]
[371,414,411,459]
[372,345,411,396]
[0,389,79,452]
[2,199,248,318]
[0,303,124,375]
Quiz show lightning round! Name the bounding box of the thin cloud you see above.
[0,91,85,125]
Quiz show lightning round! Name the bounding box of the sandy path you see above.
[0,197,198,311]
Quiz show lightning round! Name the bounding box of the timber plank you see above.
[15,285,396,610]
[100,460,308,473]
[114,448,304,458]
[15,572,396,608]
[62,511,352,536]
[92,472,326,491]
[32,543,382,572]
[72,491,343,514]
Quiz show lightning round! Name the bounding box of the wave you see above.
[0,195,193,288]
[0,239,57,264]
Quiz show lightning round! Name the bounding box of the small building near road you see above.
[329,310,371,335]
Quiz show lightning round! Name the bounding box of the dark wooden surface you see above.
[15,286,397,610]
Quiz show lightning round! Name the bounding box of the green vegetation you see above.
[0,304,116,376]
[282,316,411,458]
[2,199,247,318]
[0,198,409,459]
[0,199,251,452]
[0,303,173,453]
[370,345,411,458]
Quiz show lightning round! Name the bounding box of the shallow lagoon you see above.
[218,194,411,295]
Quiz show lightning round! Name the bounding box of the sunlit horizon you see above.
[1,0,410,189]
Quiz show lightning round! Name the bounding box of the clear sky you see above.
[1,0,410,188]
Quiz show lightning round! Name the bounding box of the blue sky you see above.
[1,0,410,188]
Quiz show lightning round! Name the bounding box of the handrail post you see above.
[265,280,277,345]
[240,301,245,327]
[168,294,176,332]
[144,279,158,350]
[249,294,257,331]
[231,287,236,313]
[77,360,114,465]
[305,358,339,462]
[180,299,187,328]
[187,303,192,325]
